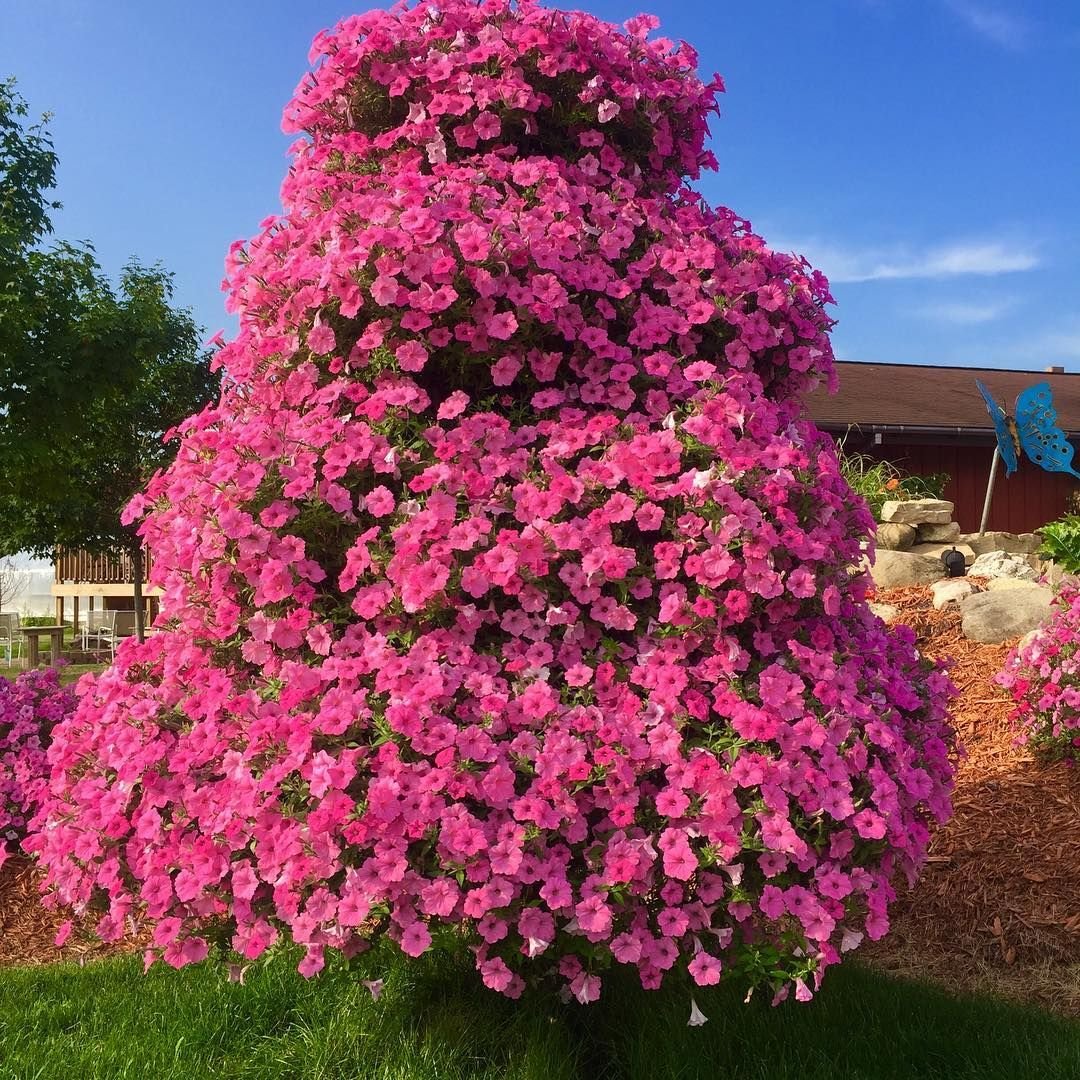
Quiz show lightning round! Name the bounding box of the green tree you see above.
[0,81,218,641]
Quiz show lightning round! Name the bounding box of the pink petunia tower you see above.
[29,0,955,1003]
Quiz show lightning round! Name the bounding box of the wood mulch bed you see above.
[0,854,142,968]
[865,584,1080,1014]
[2,585,1078,1012]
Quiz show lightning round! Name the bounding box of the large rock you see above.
[880,499,954,525]
[910,542,976,566]
[916,521,961,543]
[1043,561,1069,588]
[870,549,945,589]
[960,531,1043,556]
[987,576,1040,592]
[931,579,975,608]
[1029,556,1073,583]
[968,550,1038,581]
[960,586,1053,643]
[876,523,916,551]
[868,602,902,624]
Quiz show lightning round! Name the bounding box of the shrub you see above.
[0,668,77,869]
[27,0,955,1005]
[998,583,1080,762]
[1037,515,1080,574]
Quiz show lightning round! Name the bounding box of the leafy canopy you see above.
[0,80,218,563]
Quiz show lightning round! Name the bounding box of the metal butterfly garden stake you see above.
[975,379,1080,534]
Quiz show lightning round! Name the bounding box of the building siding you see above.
[854,439,1079,534]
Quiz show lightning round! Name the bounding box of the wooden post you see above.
[132,545,145,643]
[72,596,80,644]
[978,446,1001,537]
[55,596,64,626]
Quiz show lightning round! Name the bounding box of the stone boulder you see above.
[986,576,1040,592]
[1042,561,1069,588]
[960,585,1053,644]
[868,602,902,624]
[931,579,975,609]
[870,549,945,589]
[911,542,976,567]
[1029,556,1076,583]
[876,523,916,551]
[880,499,954,525]
[916,521,961,543]
[968,550,1038,582]
[959,531,1043,556]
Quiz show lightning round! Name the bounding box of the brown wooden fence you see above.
[54,548,153,585]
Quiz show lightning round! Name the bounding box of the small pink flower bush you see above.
[0,668,77,870]
[27,0,955,1003]
[999,583,1080,762]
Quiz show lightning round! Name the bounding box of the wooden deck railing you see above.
[54,547,153,585]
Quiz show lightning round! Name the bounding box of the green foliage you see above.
[838,448,949,523]
[1038,515,1080,573]
[1,81,126,470]
[0,80,218,585]
[0,76,59,251]
[0,950,1076,1080]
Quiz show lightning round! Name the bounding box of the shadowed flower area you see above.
[0,669,76,872]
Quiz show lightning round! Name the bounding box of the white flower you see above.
[711,927,734,949]
[425,131,447,166]
[687,997,708,1026]
[597,99,620,123]
[362,978,384,1001]
[840,929,863,953]
[525,936,550,957]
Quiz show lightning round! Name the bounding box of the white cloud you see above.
[919,298,1016,324]
[994,320,1080,367]
[945,1,1032,49]
[771,238,1039,284]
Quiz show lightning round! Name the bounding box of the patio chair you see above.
[0,613,21,666]
[84,609,118,660]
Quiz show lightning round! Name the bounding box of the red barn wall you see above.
[860,441,1079,534]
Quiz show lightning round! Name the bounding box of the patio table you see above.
[19,625,66,667]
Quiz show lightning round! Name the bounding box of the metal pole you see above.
[978,446,1001,537]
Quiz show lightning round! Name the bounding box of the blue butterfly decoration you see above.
[975,379,1080,479]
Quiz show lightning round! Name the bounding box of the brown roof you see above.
[806,361,1080,435]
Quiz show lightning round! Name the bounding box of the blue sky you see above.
[2,0,1078,370]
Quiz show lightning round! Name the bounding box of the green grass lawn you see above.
[0,949,1077,1080]
[0,661,105,685]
